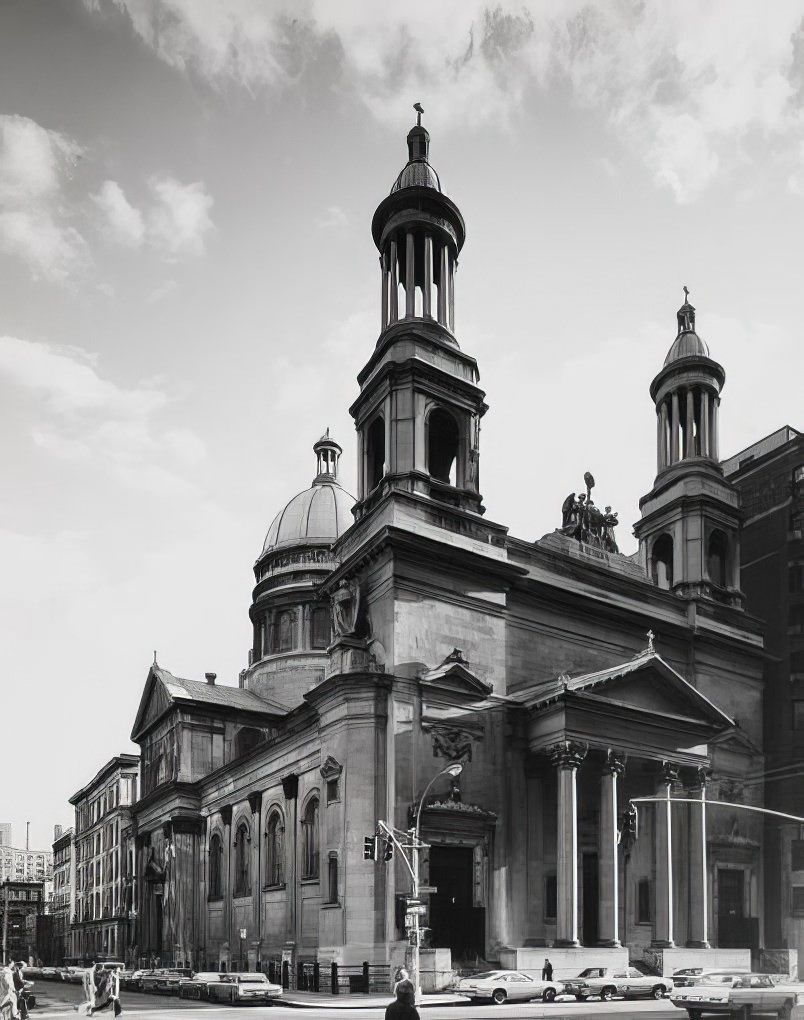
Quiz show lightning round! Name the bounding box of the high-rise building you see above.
[0,824,12,847]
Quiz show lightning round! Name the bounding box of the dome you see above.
[391,160,441,193]
[261,480,354,555]
[664,329,710,366]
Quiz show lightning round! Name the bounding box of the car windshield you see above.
[700,975,740,986]
[577,969,604,978]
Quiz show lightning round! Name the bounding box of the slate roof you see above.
[152,666,290,715]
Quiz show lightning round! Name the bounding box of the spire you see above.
[676,285,696,334]
[313,428,342,482]
[407,102,429,162]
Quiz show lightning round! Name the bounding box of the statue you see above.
[557,476,619,553]
[332,579,360,638]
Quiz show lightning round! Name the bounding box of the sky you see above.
[2,0,804,852]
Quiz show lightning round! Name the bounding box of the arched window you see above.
[301,797,320,880]
[234,821,251,897]
[651,534,674,590]
[427,408,459,485]
[208,832,223,899]
[366,416,386,491]
[708,530,728,587]
[264,810,284,887]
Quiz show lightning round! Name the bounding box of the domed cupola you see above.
[351,105,487,521]
[635,292,743,606]
[243,433,355,706]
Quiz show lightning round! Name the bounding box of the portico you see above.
[514,645,736,952]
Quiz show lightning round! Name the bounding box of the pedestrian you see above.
[76,963,119,1017]
[10,964,26,1020]
[542,958,553,982]
[0,962,20,1020]
[392,967,409,994]
[384,978,418,1020]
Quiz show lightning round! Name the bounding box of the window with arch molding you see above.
[366,416,386,491]
[278,611,293,652]
[301,796,320,880]
[427,407,459,485]
[209,832,224,897]
[651,534,674,590]
[234,821,251,897]
[264,810,284,886]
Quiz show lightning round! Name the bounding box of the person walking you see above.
[10,965,26,1020]
[384,978,419,1020]
[0,962,20,1020]
[542,958,553,982]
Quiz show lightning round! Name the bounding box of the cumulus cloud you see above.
[147,176,214,258]
[316,205,347,229]
[89,0,804,204]
[0,334,206,493]
[91,180,146,247]
[0,115,90,282]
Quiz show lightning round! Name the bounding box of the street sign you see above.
[406,904,427,916]
[418,885,438,894]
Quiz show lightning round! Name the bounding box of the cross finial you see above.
[683,285,689,303]
[646,630,655,653]
[153,649,158,665]
[414,102,424,127]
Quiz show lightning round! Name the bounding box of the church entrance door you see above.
[427,845,485,962]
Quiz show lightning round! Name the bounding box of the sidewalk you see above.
[281,990,468,1009]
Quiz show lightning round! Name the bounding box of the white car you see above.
[671,972,804,1018]
[561,966,673,1000]
[206,972,282,1004]
[456,970,562,1004]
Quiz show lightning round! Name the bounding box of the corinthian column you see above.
[551,741,587,946]
[599,751,625,946]
[652,762,678,947]
[687,769,710,947]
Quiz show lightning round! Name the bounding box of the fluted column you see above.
[599,751,625,946]
[687,770,710,947]
[389,240,398,322]
[405,232,415,317]
[671,392,680,463]
[653,762,678,947]
[552,741,587,946]
[423,234,433,317]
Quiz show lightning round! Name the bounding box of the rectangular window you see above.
[793,842,804,872]
[637,878,652,923]
[327,854,339,904]
[326,778,340,805]
[792,886,804,915]
[544,874,557,921]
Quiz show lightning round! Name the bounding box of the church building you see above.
[127,111,769,981]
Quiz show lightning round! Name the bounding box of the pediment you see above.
[131,665,177,742]
[419,649,493,701]
[523,650,734,734]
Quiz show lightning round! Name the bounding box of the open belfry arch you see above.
[124,108,769,985]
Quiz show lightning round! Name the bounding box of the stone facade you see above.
[125,115,771,979]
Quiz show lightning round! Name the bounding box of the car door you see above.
[507,973,534,1001]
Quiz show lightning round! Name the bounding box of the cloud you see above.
[147,176,215,258]
[316,205,347,229]
[91,180,146,248]
[147,278,179,303]
[0,334,205,493]
[92,177,214,259]
[90,1,804,204]
[0,115,90,283]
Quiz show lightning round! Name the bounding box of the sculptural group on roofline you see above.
[559,471,619,554]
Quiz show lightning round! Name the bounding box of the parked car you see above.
[61,968,85,984]
[455,970,562,1004]
[671,972,804,1019]
[673,968,705,988]
[205,973,282,1005]
[561,966,673,1001]
[178,972,224,1000]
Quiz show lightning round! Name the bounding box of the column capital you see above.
[550,740,588,770]
[603,749,627,777]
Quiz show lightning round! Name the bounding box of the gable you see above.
[140,679,173,732]
[581,669,726,727]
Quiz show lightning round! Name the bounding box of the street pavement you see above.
[27,978,683,1020]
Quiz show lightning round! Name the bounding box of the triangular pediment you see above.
[521,650,734,733]
[420,649,493,701]
[131,665,178,741]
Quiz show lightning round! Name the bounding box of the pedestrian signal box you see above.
[363,835,377,860]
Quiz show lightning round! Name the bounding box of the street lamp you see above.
[409,761,463,1003]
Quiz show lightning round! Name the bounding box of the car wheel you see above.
[576,994,586,1002]
[543,987,556,1003]
[652,985,666,999]
[600,987,615,1001]
[492,989,507,1005]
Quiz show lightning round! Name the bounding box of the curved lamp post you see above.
[410,761,463,1002]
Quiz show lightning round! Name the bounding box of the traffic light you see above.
[383,838,394,861]
[618,803,639,848]
[363,835,377,860]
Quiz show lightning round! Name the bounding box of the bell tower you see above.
[350,105,487,520]
[634,291,743,605]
